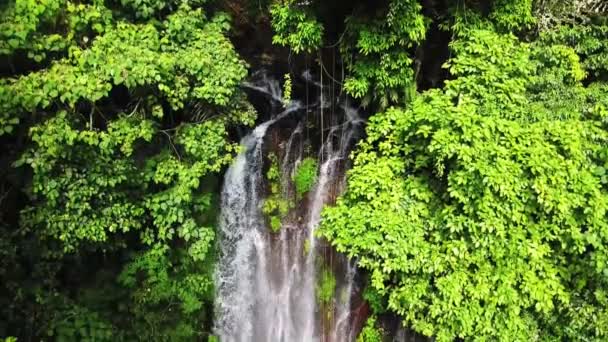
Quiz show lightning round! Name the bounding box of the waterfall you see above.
[214,72,362,342]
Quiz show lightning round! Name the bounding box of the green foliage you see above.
[0,0,106,134]
[47,302,117,341]
[0,3,249,137]
[15,110,237,254]
[5,0,252,250]
[341,0,427,107]
[0,0,254,339]
[316,267,336,306]
[17,113,149,250]
[118,244,214,340]
[262,153,290,232]
[120,0,171,19]
[268,0,431,108]
[36,243,215,341]
[270,0,323,53]
[363,285,387,315]
[541,24,608,78]
[490,0,535,31]
[321,27,608,341]
[0,0,68,56]
[292,157,317,198]
[283,73,292,105]
[444,29,534,114]
[356,316,384,342]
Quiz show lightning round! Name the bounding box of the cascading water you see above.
[214,72,363,342]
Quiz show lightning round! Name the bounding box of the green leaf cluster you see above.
[270,0,323,53]
[341,0,427,108]
[321,26,608,341]
[0,0,254,339]
[292,156,317,198]
[0,3,250,136]
[541,24,608,79]
[491,0,535,31]
[262,153,290,232]
[356,315,384,342]
[47,301,118,341]
[118,244,215,340]
[0,0,68,56]
[283,73,292,105]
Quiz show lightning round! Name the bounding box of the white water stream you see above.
[214,73,362,342]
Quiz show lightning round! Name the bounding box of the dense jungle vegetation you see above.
[2,0,608,340]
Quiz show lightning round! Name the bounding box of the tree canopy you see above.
[1,0,254,339]
[320,2,608,341]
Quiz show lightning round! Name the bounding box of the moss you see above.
[269,215,282,232]
[266,152,280,185]
[316,268,336,305]
[292,157,318,198]
[302,238,310,256]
